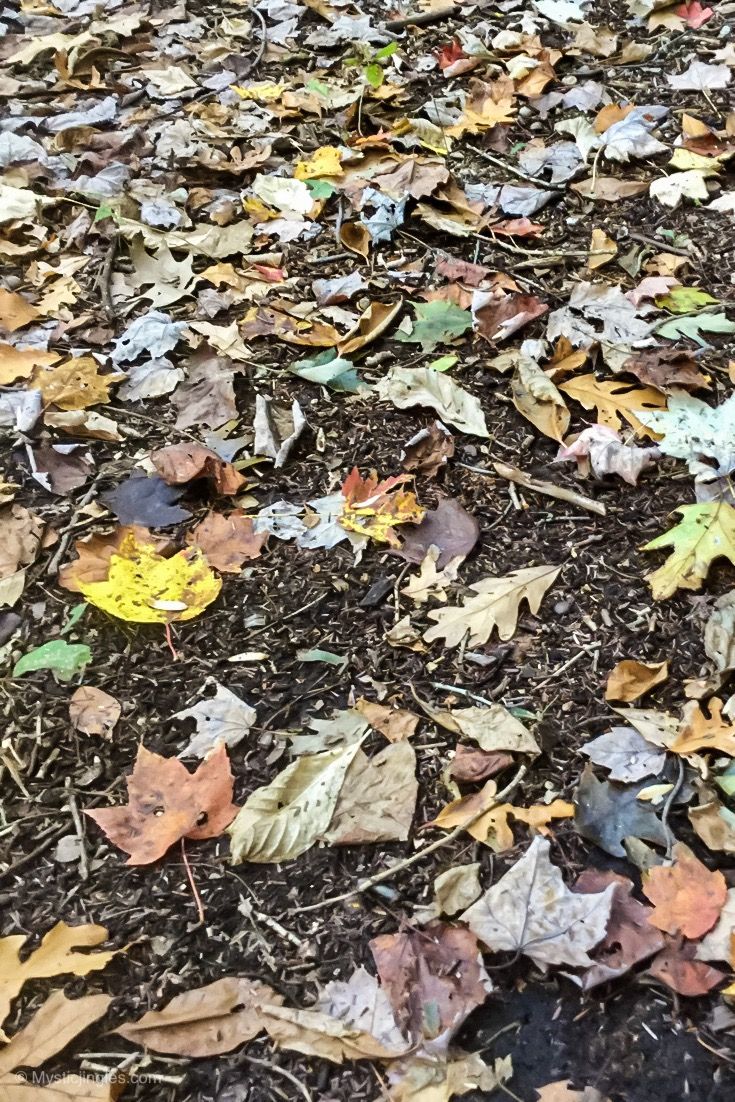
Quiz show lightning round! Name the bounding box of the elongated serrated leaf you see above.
[228,743,361,863]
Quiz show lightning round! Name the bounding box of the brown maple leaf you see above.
[151,444,246,496]
[642,843,727,939]
[87,744,238,864]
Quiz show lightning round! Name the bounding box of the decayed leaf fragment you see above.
[424,564,560,647]
[69,686,121,738]
[339,468,424,547]
[643,502,735,600]
[0,922,117,1031]
[642,843,727,938]
[87,744,238,864]
[74,528,221,623]
[461,836,615,968]
[604,658,668,702]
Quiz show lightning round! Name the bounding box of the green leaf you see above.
[364,63,384,89]
[59,602,87,636]
[643,502,735,600]
[655,286,718,314]
[716,762,735,799]
[655,311,735,346]
[305,78,331,97]
[14,640,91,682]
[427,354,458,372]
[291,349,367,393]
[306,179,336,200]
[374,42,398,60]
[297,648,347,667]
[396,300,473,352]
[94,203,114,223]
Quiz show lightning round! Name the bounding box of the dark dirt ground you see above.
[4,0,735,1099]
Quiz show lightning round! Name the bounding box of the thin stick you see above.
[250,8,268,72]
[386,4,459,30]
[533,643,601,692]
[241,1055,314,1102]
[662,756,685,860]
[46,474,104,575]
[244,592,327,639]
[482,461,607,517]
[467,143,564,193]
[65,777,89,880]
[292,764,528,914]
[180,839,205,925]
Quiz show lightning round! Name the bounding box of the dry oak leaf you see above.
[370,921,493,1042]
[461,836,615,969]
[69,686,121,738]
[433,788,573,851]
[0,342,59,386]
[355,698,420,742]
[0,922,117,1033]
[604,658,669,702]
[339,468,424,548]
[0,288,40,332]
[151,443,246,496]
[187,511,267,573]
[672,697,735,756]
[87,744,237,865]
[0,990,119,1100]
[337,300,402,357]
[58,526,171,591]
[559,374,666,437]
[77,529,221,624]
[424,564,561,647]
[228,742,362,864]
[31,357,123,411]
[643,502,735,601]
[642,843,727,938]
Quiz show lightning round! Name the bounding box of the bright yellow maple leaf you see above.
[78,530,221,623]
[294,146,343,179]
[338,468,424,548]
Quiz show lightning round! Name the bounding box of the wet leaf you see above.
[580,727,666,783]
[101,474,191,527]
[87,744,237,864]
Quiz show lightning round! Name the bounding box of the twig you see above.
[386,4,459,30]
[662,756,685,860]
[479,461,607,517]
[241,1055,314,1102]
[65,777,89,881]
[100,234,117,320]
[249,8,268,73]
[626,230,692,258]
[467,143,565,193]
[533,643,601,692]
[180,838,205,925]
[292,764,528,914]
[46,474,105,576]
[244,592,327,639]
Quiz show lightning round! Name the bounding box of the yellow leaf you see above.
[643,502,735,600]
[587,227,617,270]
[294,145,343,179]
[231,81,288,102]
[0,343,60,386]
[338,468,424,547]
[31,356,122,411]
[79,530,221,623]
[560,374,666,437]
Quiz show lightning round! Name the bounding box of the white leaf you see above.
[253,396,306,468]
[461,836,615,968]
[667,61,731,91]
[696,889,735,961]
[377,366,488,437]
[581,727,666,782]
[316,967,407,1052]
[174,681,256,758]
[111,311,186,363]
[649,170,710,209]
[636,392,735,474]
[251,174,313,216]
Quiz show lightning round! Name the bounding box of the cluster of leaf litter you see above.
[3,0,735,1095]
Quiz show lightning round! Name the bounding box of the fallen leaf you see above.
[27,443,94,496]
[572,869,664,989]
[433,863,483,917]
[402,422,455,478]
[59,527,169,591]
[424,564,561,647]
[378,366,488,437]
[571,177,650,201]
[69,686,121,738]
[370,922,492,1042]
[13,640,91,682]
[461,836,615,968]
[253,395,306,468]
[574,764,669,857]
[560,375,666,437]
[396,300,473,352]
[87,744,237,864]
[340,222,370,259]
[689,791,735,853]
[101,474,191,527]
[31,356,122,411]
[173,680,256,758]
[667,60,731,90]
[696,888,735,962]
[187,511,267,572]
[0,922,117,1030]
[0,504,43,581]
[172,347,238,431]
[536,1083,610,1102]
[401,548,463,605]
[643,843,727,938]
[672,697,735,756]
[228,743,361,863]
[648,935,726,995]
[473,291,548,343]
[151,444,246,495]
[0,343,59,386]
[324,741,417,844]
[0,990,112,1076]
[511,356,570,442]
[587,228,617,269]
[338,300,402,356]
[581,727,666,783]
[396,498,479,569]
[77,528,221,624]
[0,288,40,332]
[605,659,668,702]
[355,698,420,742]
[339,468,424,548]
[643,503,735,600]
[556,424,659,485]
[450,746,514,783]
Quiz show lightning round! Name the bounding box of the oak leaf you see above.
[642,843,727,938]
[31,357,122,411]
[672,697,735,756]
[642,502,735,600]
[560,374,666,437]
[424,564,560,647]
[87,744,237,864]
[605,658,668,702]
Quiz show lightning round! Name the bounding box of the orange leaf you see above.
[605,658,669,703]
[643,843,727,939]
[151,443,246,496]
[186,511,267,573]
[87,744,238,865]
[339,468,424,547]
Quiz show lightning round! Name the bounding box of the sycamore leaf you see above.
[461,836,615,968]
[424,564,560,647]
[339,468,424,547]
[377,366,488,437]
[642,502,735,600]
[78,529,221,623]
[87,744,237,864]
[636,392,735,473]
[0,923,117,1031]
[560,374,666,437]
[228,743,361,863]
[396,300,473,352]
[13,639,91,682]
